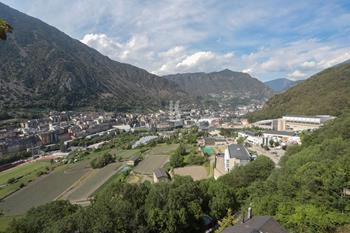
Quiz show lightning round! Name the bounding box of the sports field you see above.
[60,162,122,203]
[133,144,178,175]
[0,160,90,215]
[0,161,51,200]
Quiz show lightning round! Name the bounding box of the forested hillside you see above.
[248,62,350,122]
[235,111,350,233]
[6,113,350,233]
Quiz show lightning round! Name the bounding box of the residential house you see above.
[126,155,141,166]
[153,168,170,183]
[222,216,288,233]
[224,144,250,172]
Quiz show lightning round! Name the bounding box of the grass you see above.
[93,167,128,196]
[0,161,51,200]
[113,149,141,160]
[0,160,91,216]
[62,162,123,202]
[0,215,21,232]
[146,144,179,155]
[127,173,141,184]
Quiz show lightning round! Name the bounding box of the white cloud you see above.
[288,70,306,80]
[176,52,215,68]
[301,60,317,69]
[80,34,239,75]
[242,39,350,80]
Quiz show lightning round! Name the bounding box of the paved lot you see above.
[250,145,285,165]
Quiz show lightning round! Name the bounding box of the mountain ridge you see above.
[264,78,304,93]
[0,2,186,112]
[163,69,273,100]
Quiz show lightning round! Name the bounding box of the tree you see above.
[0,19,13,40]
[215,209,238,233]
[236,137,245,144]
[8,201,78,233]
[170,152,184,168]
[90,153,115,169]
[176,143,187,155]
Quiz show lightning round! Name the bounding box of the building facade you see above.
[224,144,251,172]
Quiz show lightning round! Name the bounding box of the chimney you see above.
[247,207,253,220]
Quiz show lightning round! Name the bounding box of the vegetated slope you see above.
[164,69,273,99]
[236,112,350,233]
[248,62,350,122]
[0,3,185,112]
[264,78,303,93]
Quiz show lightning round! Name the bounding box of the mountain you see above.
[264,78,304,93]
[0,3,185,112]
[164,69,273,100]
[248,62,350,122]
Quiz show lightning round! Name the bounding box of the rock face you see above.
[164,69,273,100]
[0,2,185,111]
[248,62,350,122]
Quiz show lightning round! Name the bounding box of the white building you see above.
[262,130,301,145]
[253,115,335,132]
[224,144,251,172]
[282,115,335,132]
[238,131,263,145]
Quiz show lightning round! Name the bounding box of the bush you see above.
[7,177,16,184]
[185,154,207,165]
[91,153,115,169]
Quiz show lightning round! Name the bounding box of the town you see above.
[0,100,336,217]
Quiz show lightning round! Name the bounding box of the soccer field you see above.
[133,144,178,175]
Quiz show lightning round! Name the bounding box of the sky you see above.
[2,0,350,81]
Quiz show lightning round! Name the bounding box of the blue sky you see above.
[2,0,350,81]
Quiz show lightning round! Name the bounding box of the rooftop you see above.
[153,168,169,179]
[222,216,288,233]
[263,130,296,136]
[228,144,250,160]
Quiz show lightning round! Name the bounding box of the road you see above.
[250,145,285,166]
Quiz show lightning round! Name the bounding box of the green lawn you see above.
[93,165,129,196]
[146,144,179,155]
[0,215,21,232]
[0,161,51,200]
[113,149,141,160]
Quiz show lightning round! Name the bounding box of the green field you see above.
[146,144,178,155]
[0,161,51,200]
[0,215,21,232]
[113,149,141,160]
[0,160,90,215]
[0,143,180,216]
[61,162,123,202]
[134,144,178,175]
